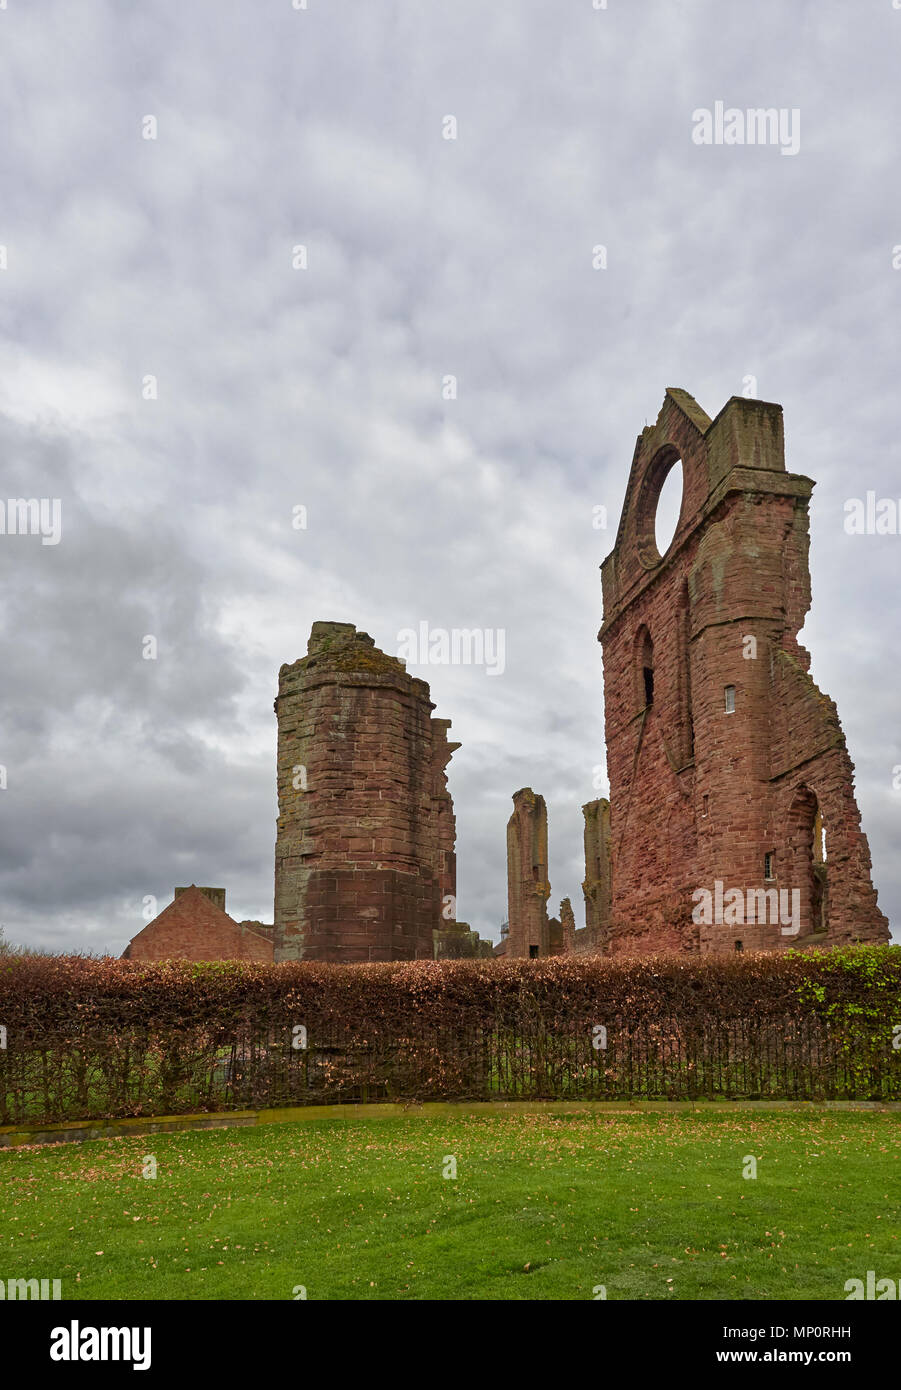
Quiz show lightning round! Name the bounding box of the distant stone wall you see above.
[433,922,494,959]
[238,920,276,944]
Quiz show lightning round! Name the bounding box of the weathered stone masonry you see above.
[576,798,611,953]
[502,791,591,957]
[505,789,551,958]
[598,388,888,955]
[273,621,463,962]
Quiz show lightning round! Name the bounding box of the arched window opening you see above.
[787,787,829,936]
[812,809,828,932]
[636,626,655,710]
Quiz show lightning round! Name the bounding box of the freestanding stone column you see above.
[505,788,551,957]
[582,799,612,949]
[273,621,459,961]
[559,897,576,953]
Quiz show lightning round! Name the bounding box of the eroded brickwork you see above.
[273,621,460,962]
[431,717,460,923]
[599,388,888,955]
[505,788,551,957]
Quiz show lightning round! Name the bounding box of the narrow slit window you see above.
[764,852,775,881]
[724,685,736,714]
[636,626,655,711]
[734,940,743,953]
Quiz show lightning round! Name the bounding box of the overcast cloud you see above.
[0,0,898,953]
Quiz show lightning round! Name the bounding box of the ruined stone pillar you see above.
[274,621,459,962]
[560,897,576,953]
[582,799,612,949]
[505,788,550,957]
[431,718,460,925]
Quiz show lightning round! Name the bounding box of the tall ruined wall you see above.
[599,389,888,956]
[430,717,460,924]
[505,788,550,957]
[274,621,458,962]
[548,897,575,956]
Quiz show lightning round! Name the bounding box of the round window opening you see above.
[654,457,683,557]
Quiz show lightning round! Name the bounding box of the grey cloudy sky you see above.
[1,0,898,953]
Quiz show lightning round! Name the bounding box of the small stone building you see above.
[121,885,275,962]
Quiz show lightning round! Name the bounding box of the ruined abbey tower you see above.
[597,388,887,955]
[273,621,461,961]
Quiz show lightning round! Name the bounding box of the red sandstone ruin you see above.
[501,388,887,957]
[127,391,888,964]
[273,621,489,962]
[598,388,887,953]
[505,788,551,958]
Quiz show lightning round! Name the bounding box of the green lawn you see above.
[1,1110,898,1300]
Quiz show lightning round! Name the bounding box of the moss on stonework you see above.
[327,645,406,676]
[294,628,407,680]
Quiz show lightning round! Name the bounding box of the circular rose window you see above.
[634,447,684,568]
[654,458,683,556]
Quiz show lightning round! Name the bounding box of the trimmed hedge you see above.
[1,946,900,1123]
